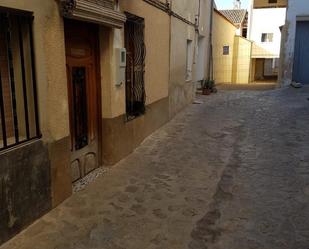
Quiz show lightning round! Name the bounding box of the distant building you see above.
[248,0,287,82]
[280,0,309,85]
[220,9,248,37]
[212,9,252,84]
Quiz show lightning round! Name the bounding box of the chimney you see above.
[234,0,241,9]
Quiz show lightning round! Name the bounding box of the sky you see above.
[215,0,250,10]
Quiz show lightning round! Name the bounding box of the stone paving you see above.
[1,86,309,249]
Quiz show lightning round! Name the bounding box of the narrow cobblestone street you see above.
[2,87,309,249]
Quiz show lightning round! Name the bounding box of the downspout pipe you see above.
[207,0,214,81]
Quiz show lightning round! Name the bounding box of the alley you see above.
[2,87,309,249]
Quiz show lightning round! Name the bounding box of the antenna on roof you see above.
[233,0,241,9]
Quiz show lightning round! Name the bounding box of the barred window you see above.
[124,13,146,120]
[0,8,40,150]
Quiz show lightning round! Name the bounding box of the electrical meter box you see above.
[115,48,126,86]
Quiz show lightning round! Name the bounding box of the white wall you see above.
[281,0,309,85]
[196,36,206,81]
[193,0,212,83]
[249,8,286,57]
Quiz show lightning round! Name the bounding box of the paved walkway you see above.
[2,87,309,249]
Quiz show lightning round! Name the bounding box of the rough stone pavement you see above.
[1,86,309,249]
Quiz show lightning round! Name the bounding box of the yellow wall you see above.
[171,0,199,23]
[99,27,126,119]
[250,58,256,82]
[169,3,198,118]
[118,0,170,112]
[213,11,236,84]
[100,0,170,119]
[232,36,252,84]
[0,0,69,142]
[254,0,287,8]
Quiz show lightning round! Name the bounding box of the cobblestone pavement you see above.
[2,86,309,249]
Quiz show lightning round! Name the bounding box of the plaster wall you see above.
[197,0,212,38]
[213,11,236,84]
[169,0,200,118]
[169,18,196,118]
[0,0,69,143]
[99,0,170,164]
[0,2,72,241]
[194,0,212,83]
[253,0,287,8]
[171,0,199,24]
[232,36,252,84]
[106,0,170,118]
[249,8,286,58]
[280,0,309,86]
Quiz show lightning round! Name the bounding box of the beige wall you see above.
[169,0,199,118]
[0,0,69,142]
[198,0,212,38]
[213,11,236,84]
[232,36,252,84]
[171,0,199,23]
[253,0,287,8]
[194,0,212,83]
[100,27,126,119]
[105,0,170,118]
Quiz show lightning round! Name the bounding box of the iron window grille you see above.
[0,7,41,151]
[124,12,146,120]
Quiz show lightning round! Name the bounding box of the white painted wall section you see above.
[249,8,286,58]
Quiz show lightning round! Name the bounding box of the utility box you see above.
[115,48,126,86]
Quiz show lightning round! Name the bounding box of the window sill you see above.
[0,136,42,154]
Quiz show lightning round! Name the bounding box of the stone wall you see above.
[0,141,51,244]
[279,0,309,86]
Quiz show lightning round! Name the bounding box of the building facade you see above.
[220,9,248,37]
[0,0,212,245]
[169,0,212,118]
[248,0,287,82]
[212,9,252,84]
[279,0,309,85]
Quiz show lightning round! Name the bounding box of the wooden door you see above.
[64,19,100,182]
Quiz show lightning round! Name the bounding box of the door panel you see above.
[64,19,100,182]
[293,21,309,84]
[72,66,88,150]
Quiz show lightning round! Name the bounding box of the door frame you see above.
[64,18,103,171]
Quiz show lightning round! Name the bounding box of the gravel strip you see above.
[73,167,108,193]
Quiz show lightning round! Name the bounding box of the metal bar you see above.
[5,13,19,143]
[28,16,41,137]
[0,71,8,148]
[0,14,8,148]
[0,135,42,152]
[18,16,30,139]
